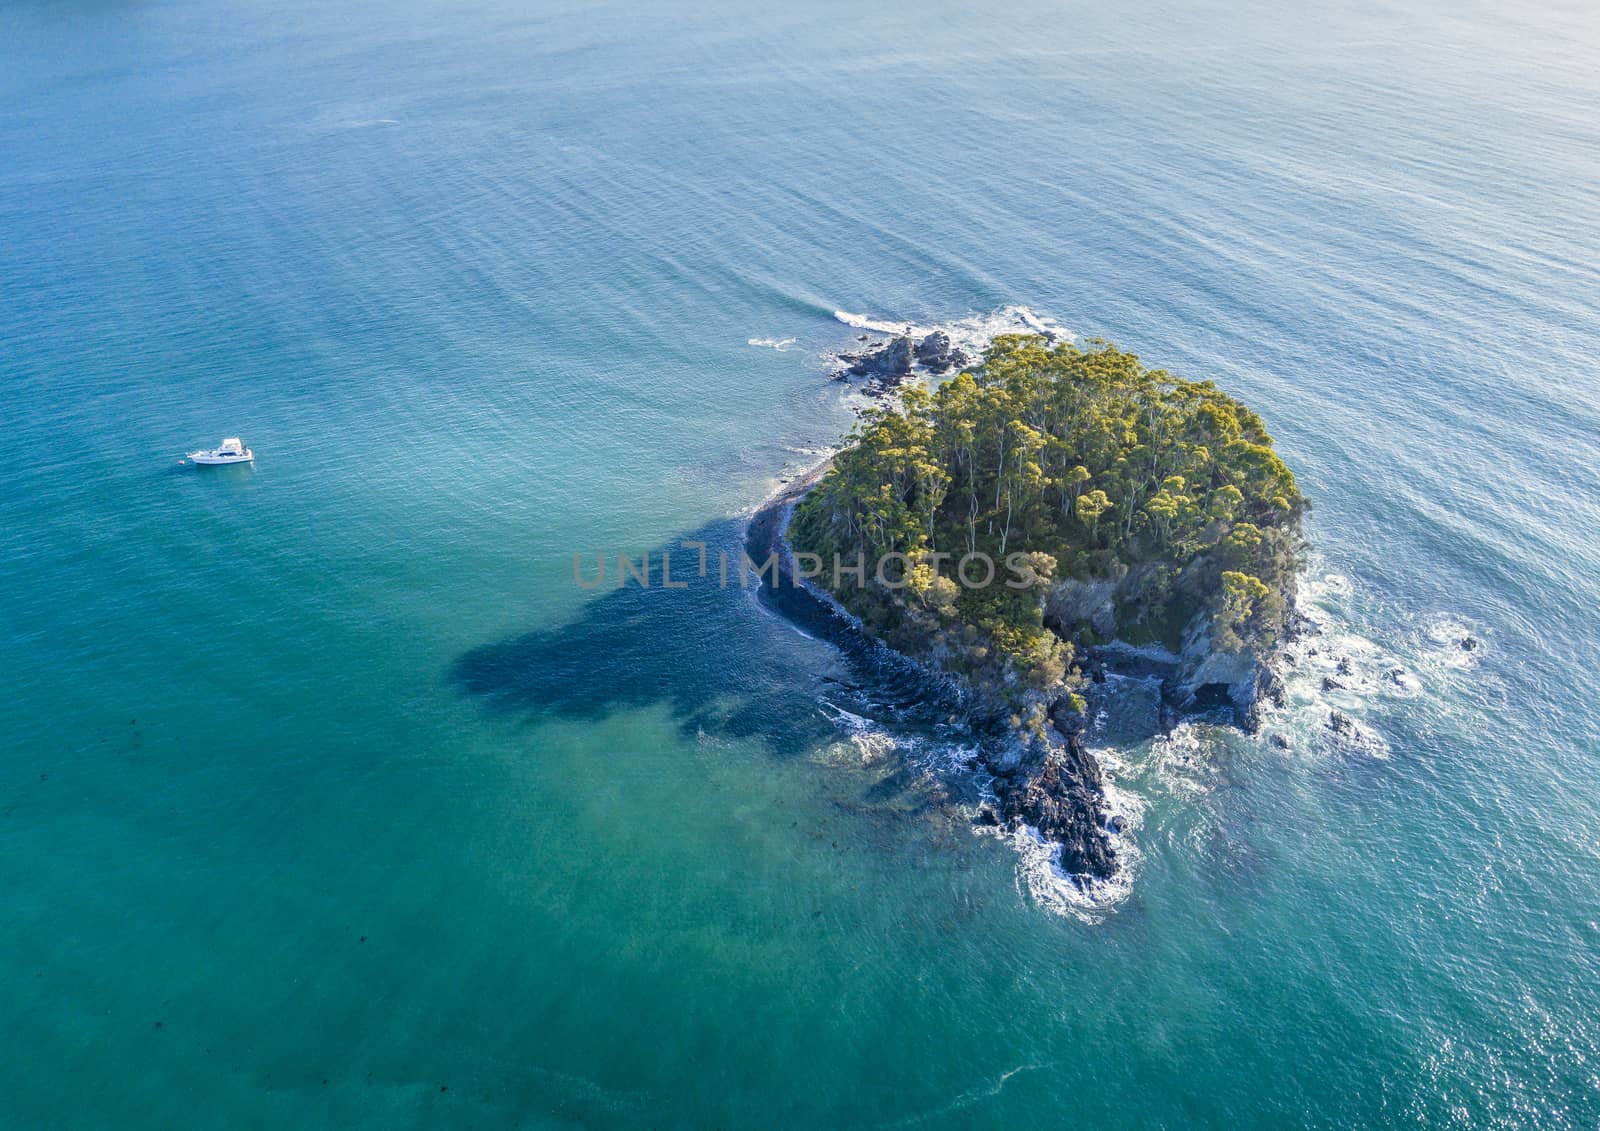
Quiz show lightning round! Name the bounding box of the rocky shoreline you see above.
[746,466,1119,884]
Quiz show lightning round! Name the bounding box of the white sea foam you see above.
[1264,558,1436,758]
[747,336,799,351]
[1147,721,1219,797]
[814,700,897,764]
[833,304,1074,366]
[1419,614,1486,673]
[817,698,981,775]
[833,310,912,334]
[1001,822,1136,923]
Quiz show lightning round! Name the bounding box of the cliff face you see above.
[1044,577,1120,640]
[1174,612,1286,732]
[1045,564,1296,733]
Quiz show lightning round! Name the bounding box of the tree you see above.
[788,334,1305,692]
[1076,489,1113,539]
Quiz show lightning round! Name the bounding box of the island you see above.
[765,333,1308,882]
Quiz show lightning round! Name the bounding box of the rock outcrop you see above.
[911,330,969,373]
[994,731,1116,879]
[833,332,970,390]
[1044,577,1119,640]
[914,330,951,367]
[839,336,913,387]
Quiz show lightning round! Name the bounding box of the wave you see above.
[833,309,912,335]
[815,697,980,775]
[747,336,799,351]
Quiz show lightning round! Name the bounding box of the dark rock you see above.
[835,336,915,390]
[870,336,914,378]
[914,330,953,371]
[1328,710,1358,737]
[1387,668,1407,685]
[994,733,1115,880]
[1047,694,1084,736]
[1106,814,1125,835]
[972,804,1000,827]
[948,348,971,370]
[1269,734,1290,750]
[1321,676,1345,692]
[1335,656,1353,677]
[1460,635,1478,651]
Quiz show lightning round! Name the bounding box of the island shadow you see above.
[451,516,960,761]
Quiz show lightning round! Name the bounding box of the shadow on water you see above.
[452,516,956,759]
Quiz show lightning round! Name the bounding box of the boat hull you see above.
[188,452,254,465]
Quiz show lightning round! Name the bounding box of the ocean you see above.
[3,0,1599,1125]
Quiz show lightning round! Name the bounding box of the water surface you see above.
[3,0,1599,1125]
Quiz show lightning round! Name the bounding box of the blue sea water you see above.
[3,0,1600,1125]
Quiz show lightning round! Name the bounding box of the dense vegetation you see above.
[789,335,1306,713]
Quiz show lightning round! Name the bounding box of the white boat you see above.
[187,437,254,465]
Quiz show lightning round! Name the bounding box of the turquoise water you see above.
[4,0,1600,1125]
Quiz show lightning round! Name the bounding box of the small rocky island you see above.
[770,333,1308,882]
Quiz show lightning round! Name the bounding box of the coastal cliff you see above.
[761,333,1308,885]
